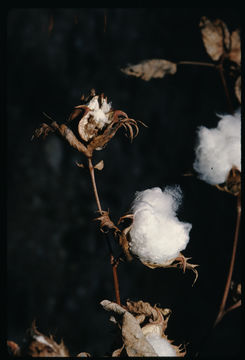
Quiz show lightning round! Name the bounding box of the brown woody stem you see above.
[216,61,234,114]
[178,60,215,67]
[213,193,241,327]
[87,157,121,305]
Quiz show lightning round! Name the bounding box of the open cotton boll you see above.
[85,96,112,129]
[145,334,177,357]
[129,186,192,265]
[193,110,241,185]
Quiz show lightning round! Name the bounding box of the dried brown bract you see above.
[94,210,120,234]
[199,16,241,65]
[101,299,186,357]
[215,166,241,196]
[121,59,177,81]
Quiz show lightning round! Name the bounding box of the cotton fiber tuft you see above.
[193,110,241,185]
[129,186,192,265]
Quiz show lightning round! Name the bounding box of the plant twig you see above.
[178,60,215,67]
[87,157,121,305]
[213,193,241,327]
[216,60,234,114]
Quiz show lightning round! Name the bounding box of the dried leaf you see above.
[94,160,104,170]
[235,75,241,103]
[199,16,230,61]
[229,30,241,65]
[31,123,54,140]
[121,59,177,81]
[101,300,157,357]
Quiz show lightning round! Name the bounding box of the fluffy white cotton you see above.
[129,186,192,264]
[146,334,177,357]
[85,96,112,129]
[193,110,241,185]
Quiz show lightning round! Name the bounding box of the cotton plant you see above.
[117,186,198,284]
[193,109,241,196]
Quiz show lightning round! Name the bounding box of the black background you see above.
[6,8,242,358]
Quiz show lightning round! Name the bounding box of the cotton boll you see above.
[146,334,177,357]
[129,186,192,265]
[193,110,241,185]
[86,97,111,128]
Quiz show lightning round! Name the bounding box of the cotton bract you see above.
[129,186,192,265]
[193,110,241,185]
[146,334,177,357]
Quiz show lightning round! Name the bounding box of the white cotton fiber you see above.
[129,186,192,265]
[193,110,241,185]
[85,96,112,129]
[146,334,177,357]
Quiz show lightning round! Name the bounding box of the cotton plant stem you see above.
[178,60,215,67]
[213,193,241,327]
[195,194,241,358]
[87,157,121,305]
[216,61,234,114]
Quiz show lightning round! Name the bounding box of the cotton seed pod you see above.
[77,94,112,142]
[129,186,192,266]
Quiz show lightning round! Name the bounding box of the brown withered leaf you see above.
[235,76,241,103]
[94,160,104,170]
[121,59,177,81]
[229,30,241,65]
[199,16,230,61]
[101,300,157,357]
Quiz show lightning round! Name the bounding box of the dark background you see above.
[6,8,242,358]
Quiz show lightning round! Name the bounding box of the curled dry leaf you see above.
[235,76,241,104]
[199,16,230,61]
[121,59,177,81]
[101,300,157,357]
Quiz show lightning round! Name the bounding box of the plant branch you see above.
[87,157,121,305]
[213,193,241,327]
[178,60,215,67]
[216,60,234,114]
